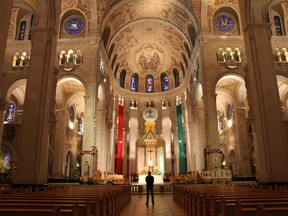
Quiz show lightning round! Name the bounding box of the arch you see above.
[181,52,188,69]
[213,7,240,36]
[111,54,118,70]
[187,24,197,48]
[173,68,181,88]
[227,148,237,163]
[102,25,111,49]
[108,43,115,59]
[266,3,286,36]
[56,77,86,112]
[119,69,126,88]
[183,41,191,59]
[216,74,247,132]
[5,79,27,108]
[59,9,86,39]
[65,151,73,178]
[276,75,288,107]
[14,1,36,40]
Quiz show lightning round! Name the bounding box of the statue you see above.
[83,161,89,182]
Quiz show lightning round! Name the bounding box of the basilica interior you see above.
[0,0,288,186]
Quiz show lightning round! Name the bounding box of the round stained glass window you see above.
[65,18,85,35]
[215,15,234,32]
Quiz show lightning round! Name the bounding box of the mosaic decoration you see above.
[65,18,85,35]
[215,15,234,32]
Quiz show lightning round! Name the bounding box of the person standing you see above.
[145,171,154,205]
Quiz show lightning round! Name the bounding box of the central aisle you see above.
[120,194,188,216]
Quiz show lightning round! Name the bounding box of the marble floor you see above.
[120,194,188,216]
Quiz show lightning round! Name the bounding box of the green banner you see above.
[177,104,186,173]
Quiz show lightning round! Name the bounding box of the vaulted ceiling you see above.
[100,0,198,93]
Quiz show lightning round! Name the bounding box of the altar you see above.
[138,174,164,185]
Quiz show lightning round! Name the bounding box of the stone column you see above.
[205,93,222,169]
[52,109,67,178]
[243,23,288,182]
[81,95,97,180]
[13,27,58,185]
[0,0,13,71]
[95,100,107,172]
[193,100,206,171]
[233,107,252,177]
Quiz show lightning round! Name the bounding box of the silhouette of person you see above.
[145,171,154,205]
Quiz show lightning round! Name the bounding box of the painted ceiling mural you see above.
[100,0,198,91]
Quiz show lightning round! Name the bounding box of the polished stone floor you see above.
[120,194,188,216]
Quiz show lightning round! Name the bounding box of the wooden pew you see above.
[0,206,65,216]
[173,184,288,216]
[257,204,288,216]
[0,185,131,216]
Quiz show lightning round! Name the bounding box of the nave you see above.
[119,194,187,216]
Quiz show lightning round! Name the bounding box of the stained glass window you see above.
[5,103,16,122]
[65,18,85,35]
[4,154,10,169]
[226,103,233,119]
[130,74,138,92]
[146,75,154,93]
[119,69,126,88]
[161,73,170,91]
[215,15,234,32]
[274,16,283,36]
[69,105,75,122]
[18,21,26,40]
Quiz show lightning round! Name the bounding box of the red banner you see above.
[116,104,124,174]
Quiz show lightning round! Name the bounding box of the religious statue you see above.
[83,161,89,182]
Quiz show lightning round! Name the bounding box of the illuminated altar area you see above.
[136,107,165,184]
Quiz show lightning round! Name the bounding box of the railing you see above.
[131,184,173,194]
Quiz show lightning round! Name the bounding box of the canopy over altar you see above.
[136,129,166,175]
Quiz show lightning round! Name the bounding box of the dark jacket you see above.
[146,175,154,187]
